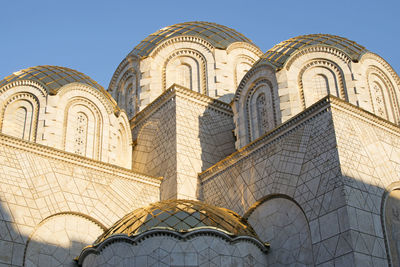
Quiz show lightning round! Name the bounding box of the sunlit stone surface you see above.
[0,22,400,266]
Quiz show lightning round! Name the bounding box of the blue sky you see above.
[1,0,399,88]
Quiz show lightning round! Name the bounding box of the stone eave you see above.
[0,133,162,186]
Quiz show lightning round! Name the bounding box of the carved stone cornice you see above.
[284,45,353,70]
[199,95,400,182]
[0,79,47,97]
[226,42,263,57]
[77,228,269,264]
[148,35,215,59]
[0,132,162,186]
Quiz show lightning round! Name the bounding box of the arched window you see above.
[235,61,252,87]
[64,101,100,159]
[247,81,275,141]
[1,97,37,141]
[256,93,268,136]
[385,189,400,266]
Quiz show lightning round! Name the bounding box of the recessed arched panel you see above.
[165,55,200,93]
[24,213,105,267]
[367,67,399,123]
[163,49,207,94]
[299,60,344,108]
[246,196,314,266]
[246,79,276,142]
[63,98,103,160]
[0,93,39,141]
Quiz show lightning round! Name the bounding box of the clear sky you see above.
[1,0,399,88]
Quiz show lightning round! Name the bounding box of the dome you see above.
[258,34,368,70]
[96,199,258,243]
[130,21,257,58]
[0,65,118,108]
[0,65,105,94]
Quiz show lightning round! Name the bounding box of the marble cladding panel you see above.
[0,140,160,266]
[200,106,397,266]
[131,98,177,200]
[247,197,314,266]
[175,96,235,199]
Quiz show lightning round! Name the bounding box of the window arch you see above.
[298,60,346,109]
[115,70,139,118]
[367,68,399,123]
[0,93,39,141]
[256,93,268,137]
[246,79,276,142]
[64,99,102,159]
[163,49,207,94]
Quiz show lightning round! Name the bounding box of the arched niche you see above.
[367,67,399,123]
[63,98,103,160]
[115,69,139,118]
[298,60,345,108]
[245,195,314,266]
[24,212,105,267]
[163,50,205,94]
[246,79,276,142]
[0,92,39,141]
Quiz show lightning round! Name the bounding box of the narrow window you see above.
[256,93,268,136]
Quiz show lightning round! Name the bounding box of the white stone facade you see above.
[0,22,400,266]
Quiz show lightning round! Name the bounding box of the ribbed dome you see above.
[130,21,257,58]
[0,65,118,109]
[96,199,258,243]
[0,65,105,93]
[258,34,368,70]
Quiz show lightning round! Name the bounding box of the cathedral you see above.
[0,21,399,266]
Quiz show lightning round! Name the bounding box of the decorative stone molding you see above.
[149,35,215,59]
[234,54,257,88]
[58,83,118,115]
[366,65,399,123]
[298,59,347,109]
[0,132,162,186]
[234,63,277,101]
[226,42,263,57]
[108,55,140,93]
[0,79,47,98]
[62,97,103,160]
[77,228,269,264]
[245,78,277,142]
[285,45,352,71]
[162,49,208,94]
[0,92,40,142]
[361,52,400,89]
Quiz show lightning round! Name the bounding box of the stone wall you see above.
[199,96,400,266]
[0,133,160,266]
[131,85,235,200]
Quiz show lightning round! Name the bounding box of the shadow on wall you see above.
[0,205,105,266]
[195,98,400,266]
[196,102,236,200]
